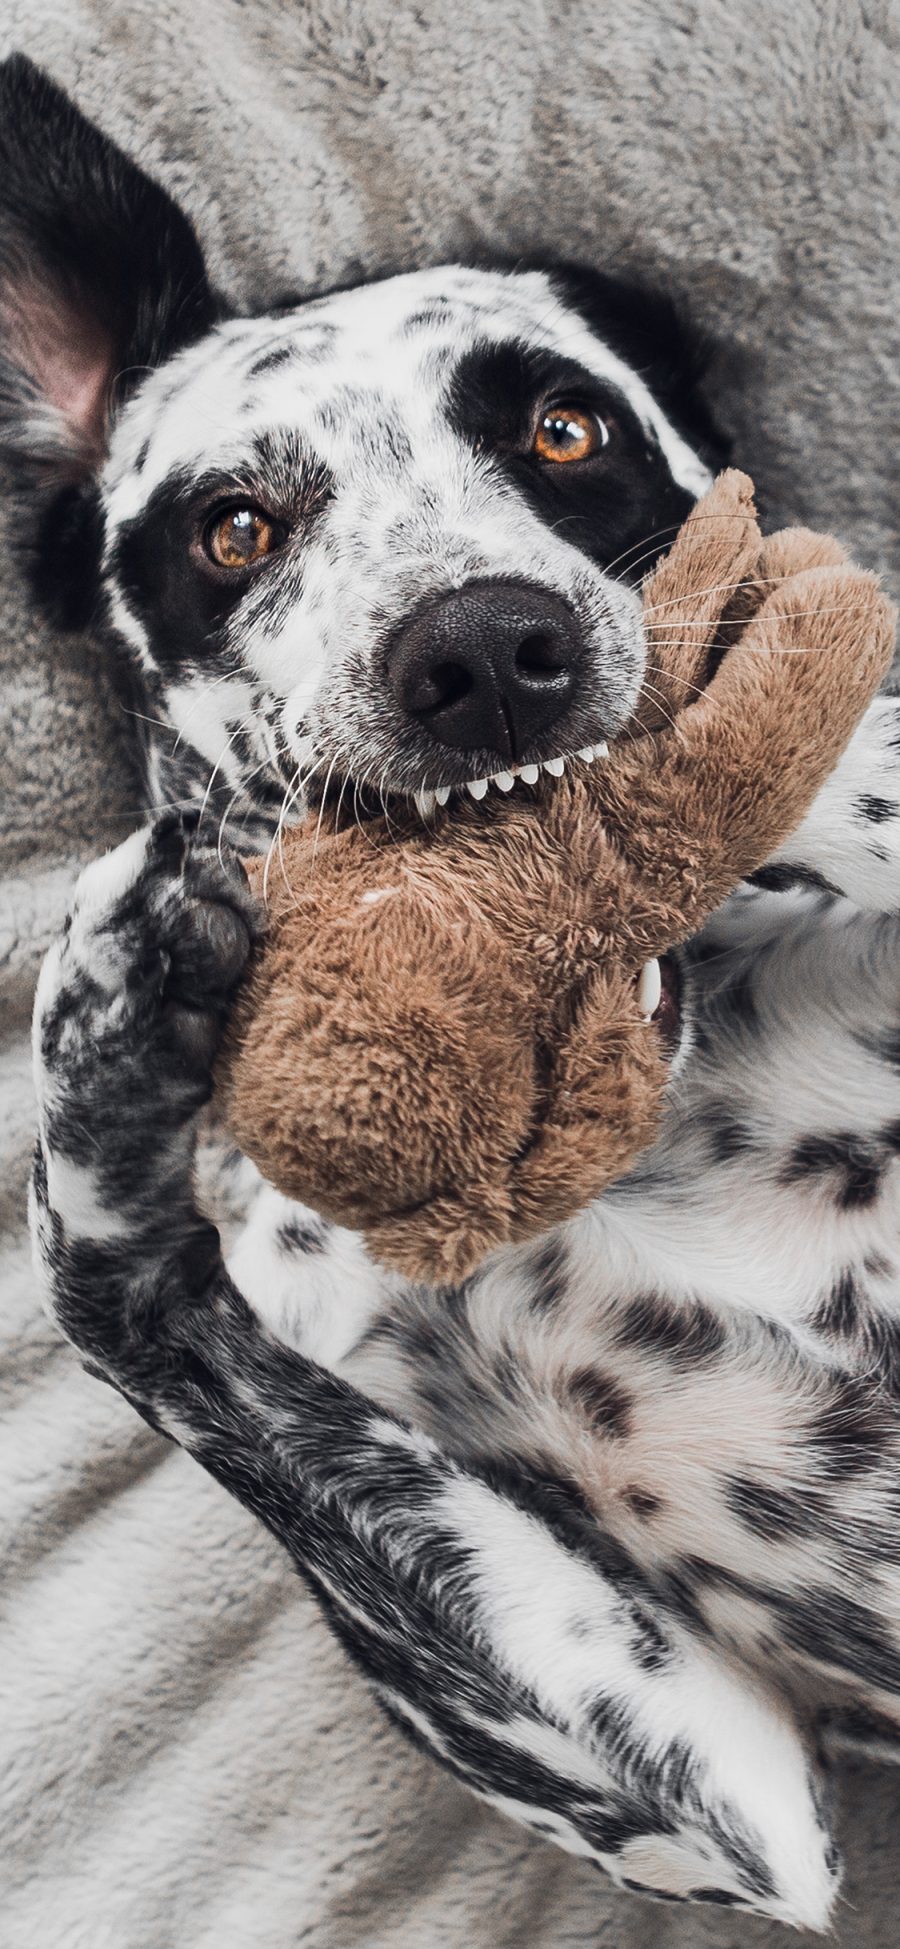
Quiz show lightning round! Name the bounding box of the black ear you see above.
[0,55,218,482]
[541,261,730,472]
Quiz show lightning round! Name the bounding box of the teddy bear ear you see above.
[0,55,218,483]
[632,469,761,729]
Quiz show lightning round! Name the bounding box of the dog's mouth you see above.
[310,740,610,824]
[405,741,610,814]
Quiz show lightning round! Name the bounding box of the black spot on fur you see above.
[822,1702,900,1755]
[628,1608,673,1672]
[275,1218,326,1255]
[402,302,454,333]
[252,431,335,522]
[248,344,296,378]
[400,1318,445,1364]
[566,1368,633,1437]
[38,973,96,1072]
[677,1554,748,1594]
[623,1486,662,1519]
[813,1269,863,1337]
[780,1132,884,1209]
[811,1373,889,1479]
[726,1476,810,1542]
[527,1236,569,1315]
[776,1586,900,1695]
[703,1106,756,1163]
[654,1561,714,1638]
[568,1612,600,1643]
[866,1315,900,1395]
[617,1294,726,1366]
[857,794,899,824]
[448,337,560,449]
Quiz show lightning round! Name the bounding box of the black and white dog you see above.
[7,55,900,1930]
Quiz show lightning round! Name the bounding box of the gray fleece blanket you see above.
[1,3,899,1944]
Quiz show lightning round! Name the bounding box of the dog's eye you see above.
[205,506,283,569]
[533,402,609,464]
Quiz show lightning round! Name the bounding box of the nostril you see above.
[414,659,475,716]
[386,580,583,756]
[515,630,569,678]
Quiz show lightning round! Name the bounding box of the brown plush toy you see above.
[215,472,895,1284]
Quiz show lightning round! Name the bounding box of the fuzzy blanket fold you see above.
[1,2,899,1942]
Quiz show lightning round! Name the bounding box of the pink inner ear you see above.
[3,275,115,464]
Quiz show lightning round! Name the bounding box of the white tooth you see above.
[492,771,515,792]
[637,958,662,1021]
[467,778,488,800]
[543,756,566,777]
[435,785,451,807]
[415,789,436,817]
[593,740,609,759]
[519,763,540,784]
[577,746,596,763]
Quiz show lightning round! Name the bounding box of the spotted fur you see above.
[8,54,900,1932]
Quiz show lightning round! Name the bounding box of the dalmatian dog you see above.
[6,54,900,1930]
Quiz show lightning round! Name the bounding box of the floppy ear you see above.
[0,54,217,482]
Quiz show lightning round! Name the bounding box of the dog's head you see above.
[0,56,721,842]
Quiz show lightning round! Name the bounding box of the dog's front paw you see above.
[33,813,261,1235]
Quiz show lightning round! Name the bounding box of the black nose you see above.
[386,581,584,760]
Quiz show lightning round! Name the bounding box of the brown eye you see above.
[533,402,609,464]
[205,506,281,569]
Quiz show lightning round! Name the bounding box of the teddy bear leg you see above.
[509,971,668,1241]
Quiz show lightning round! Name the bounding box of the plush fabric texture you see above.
[219,473,894,1283]
[1,3,899,1945]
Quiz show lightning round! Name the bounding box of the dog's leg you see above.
[761,696,900,909]
[29,815,838,1928]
